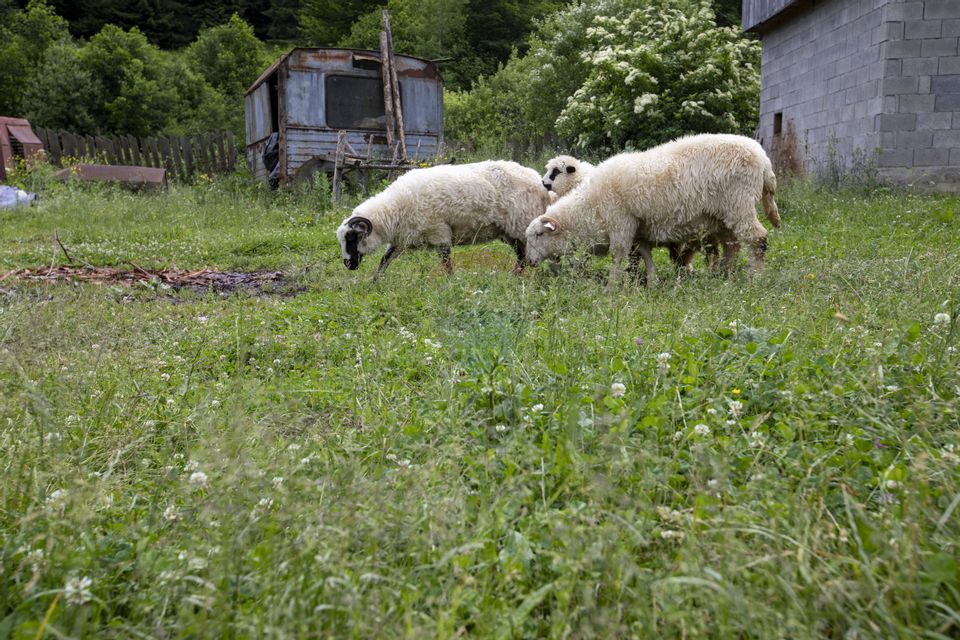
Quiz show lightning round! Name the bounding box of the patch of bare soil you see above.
[0,266,296,296]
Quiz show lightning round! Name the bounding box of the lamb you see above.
[526,134,780,284]
[336,160,553,279]
[541,155,594,197]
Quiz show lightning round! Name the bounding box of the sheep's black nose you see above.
[542,182,552,191]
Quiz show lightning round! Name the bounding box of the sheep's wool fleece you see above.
[548,134,772,245]
[347,160,551,251]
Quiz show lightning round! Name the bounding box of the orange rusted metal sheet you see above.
[1,116,45,175]
[53,164,168,190]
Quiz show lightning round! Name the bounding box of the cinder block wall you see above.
[875,0,960,189]
[757,0,960,191]
[758,0,888,179]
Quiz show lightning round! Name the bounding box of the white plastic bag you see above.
[0,185,37,210]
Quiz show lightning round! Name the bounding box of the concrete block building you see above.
[744,0,960,191]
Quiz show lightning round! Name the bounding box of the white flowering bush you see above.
[556,0,760,151]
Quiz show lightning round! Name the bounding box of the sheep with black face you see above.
[541,155,594,197]
[336,160,553,279]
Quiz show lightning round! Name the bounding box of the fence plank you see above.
[195,134,208,175]
[226,131,236,172]
[181,136,193,178]
[158,137,174,180]
[216,131,227,172]
[170,136,184,180]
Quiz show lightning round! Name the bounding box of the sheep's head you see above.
[336,216,374,270]
[542,155,585,197]
[525,215,565,266]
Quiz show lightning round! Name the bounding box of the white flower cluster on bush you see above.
[555,0,760,152]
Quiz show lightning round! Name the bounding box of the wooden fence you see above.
[33,128,237,181]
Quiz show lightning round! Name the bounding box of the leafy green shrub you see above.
[556,0,760,151]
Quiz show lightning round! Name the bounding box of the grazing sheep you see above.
[337,160,553,279]
[541,153,737,275]
[526,134,780,284]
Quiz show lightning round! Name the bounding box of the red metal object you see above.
[52,164,168,190]
[0,116,45,176]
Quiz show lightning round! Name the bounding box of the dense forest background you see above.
[0,0,749,153]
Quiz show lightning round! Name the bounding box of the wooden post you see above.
[382,10,406,163]
[333,130,347,204]
[379,29,397,157]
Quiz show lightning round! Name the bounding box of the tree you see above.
[337,0,478,89]
[555,0,760,151]
[298,0,381,47]
[22,42,98,131]
[0,0,70,116]
[187,13,267,99]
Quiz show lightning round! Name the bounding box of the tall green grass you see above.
[0,175,959,638]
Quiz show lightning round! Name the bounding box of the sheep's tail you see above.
[762,164,781,228]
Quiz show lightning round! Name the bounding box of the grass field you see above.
[1,172,959,638]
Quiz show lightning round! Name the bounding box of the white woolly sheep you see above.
[541,154,737,275]
[337,160,553,279]
[526,134,780,284]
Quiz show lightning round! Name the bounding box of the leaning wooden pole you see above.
[379,28,397,156]
[382,10,407,163]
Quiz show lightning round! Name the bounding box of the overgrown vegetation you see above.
[0,169,959,637]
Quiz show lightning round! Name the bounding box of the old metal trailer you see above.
[244,47,444,187]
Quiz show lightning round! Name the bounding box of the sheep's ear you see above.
[542,218,557,232]
[347,216,373,236]
[566,166,576,174]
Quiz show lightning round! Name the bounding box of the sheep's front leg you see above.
[504,237,525,275]
[607,219,641,289]
[428,224,455,275]
[373,244,401,282]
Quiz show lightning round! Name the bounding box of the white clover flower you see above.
[396,458,411,469]
[26,548,45,572]
[672,430,685,441]
[188,471,208,488]
[749,431,765,448]
[577,414,594,428]
[610,382,626,397]
[163,505,180,522]
[934,312,951,326]
[273,358,281,366]
[166,398,175,406]
[299,456,312,465]
[495,424,508,433]
[46,489,69,508]
[706,407,718,416]
[707,479,719,489]
[845,433,855,446]
[63,575,94,606]
[160,373,170,382]
[531,403,544,413]
[271,476,284,490]
[184,460,199,472]
[693,423,710,436]
[885,479,899,490]
[656,352,671,370]
[196,316,209,324]
[257,497,274,509]
[728,400,744,418]
[660,529,685,540]
[210,399,220,407]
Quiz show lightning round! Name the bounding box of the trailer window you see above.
[325,75,388,130]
